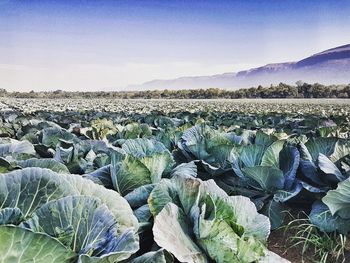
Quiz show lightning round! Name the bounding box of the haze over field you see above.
[1,0,350,91]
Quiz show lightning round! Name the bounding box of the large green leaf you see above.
[148,179,179,216]
[207,195,270,241]
[206,132,238,168]
[329,140,350,164]
[261,200,286,230]
[305,137,337,161]
[170,161,197,178]
[310,201,350,234]
[78,230,139,263]
[318,154,346,182]
[196,216,265,263]
[254,131,277,148]
[180,178,227,215]
[242,166,285,192]
[17,158,70,173]
[62,172,139,235]
[133,204,152,223]
[84,165,113,188]
[0,225,77,263]
[260,140,285,167]
[0,140,35,158]
[111,154,152,196]
[322,178,350,219]
[273,182,302,203]
[192,196,269,263]
[179,124,212,160]
[41,127,79,147]
[239,145,265,168]
[153,203,208,263]
[0,207,23,225]
[129,249,173,263]
[149,175,226,217]
[22,196,118,252]
[125,184,156,209]
[279,146,300,189]
[0,168,77,219]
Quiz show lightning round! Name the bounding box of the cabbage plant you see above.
[110,138,175,195]
[299,137,350,233]
[0,167,139,263]
[178,124,245,175]
[148,172,288,263]
[221,138,300,228]
[298,137,350,193]
[313,177,350,234]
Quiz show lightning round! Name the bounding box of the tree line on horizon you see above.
[1,82,350,99]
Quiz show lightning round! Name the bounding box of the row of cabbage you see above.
[1,98,350,118]
[0,112,350,262]
[1,107,349,139]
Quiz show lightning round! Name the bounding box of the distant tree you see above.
[338,92,348,98]
[2,83,349,100]
[296,80,304,87]
[0,88,7,97]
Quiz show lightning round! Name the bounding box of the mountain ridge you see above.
[127,44,350,90]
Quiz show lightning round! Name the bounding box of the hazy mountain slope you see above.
[128,44,350,90]
[295,44,350,68]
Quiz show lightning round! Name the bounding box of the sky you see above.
[1,0,350,91]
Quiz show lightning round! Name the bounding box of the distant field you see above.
[1,98,349,116]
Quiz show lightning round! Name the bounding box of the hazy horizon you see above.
[1,0,350,91]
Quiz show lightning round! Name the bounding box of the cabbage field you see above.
[0,98,350,263]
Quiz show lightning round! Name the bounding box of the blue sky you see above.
[1,0,350,91]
